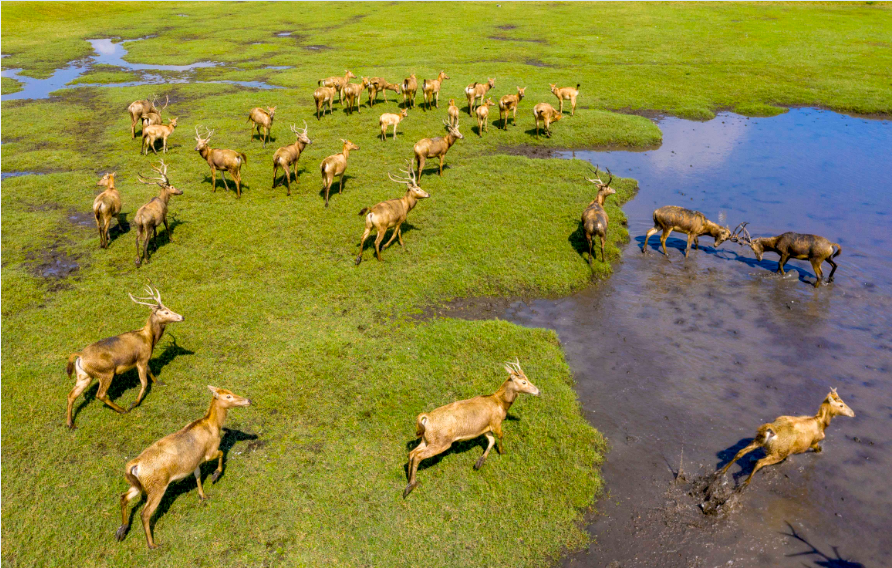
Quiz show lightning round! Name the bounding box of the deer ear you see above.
[208,385,220,397]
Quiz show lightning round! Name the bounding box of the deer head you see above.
[443,119,463,139]
[194,126,214,151]
[388,160,429,200]
[137,160,183,196]
[129,285,184,323]
[290,121,311,145]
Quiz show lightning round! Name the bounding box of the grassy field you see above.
[2,3,891,567]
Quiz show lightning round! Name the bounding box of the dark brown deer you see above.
[318,70,356,103]
[247,105,276,147]
[642,206,731,258]
[313,85,338,120]
[550,83,579,115]
[141,95,169,129]
[465,78,495,115]
[379,108,408,141]
[194,126,247,198]
[93,172,122,249]
[141,117,178,155]
[533,102,563,138]
[475,97,496,136]
[422,71,449,110]
[65,286,183,429]
[343,77,370,114]
[134,160,182,266]
[732,223,842,287]
[413,120,463,179]
[581,166,616,263]
[367,77,401,106]
[498,87,526,129]
[402,74,418,109]
[272,121,312,196]
[320,139,360,207]
[127,95,161,138]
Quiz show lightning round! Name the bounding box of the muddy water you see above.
[503,109,891,567]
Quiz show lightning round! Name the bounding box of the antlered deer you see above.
[533,102,563,138]
[402,74,418,109]
[642,205,731,258]
[141,95,169,130]
[731,223,842,287]
[581,166,616,263]
[141,117,178,155]
[550,83,579,115]
[134,160,183,266]
[367,77,401,106]
[195,126,247,198]
[313,85,338,120]
[320,139,359,207]
[447,98,460,127]
[343,77,370,114]
[318,70,356,103]
[115,386,251,549]
[422,71,449,110]
[272,122,312,195]
[465,78,495,115]
[127,95,162,138]
[247,106,276,147]
[499,86,526,129]
[355,162,430,265]
[413,120,463,179]
[65,286,183,429]
[93,172,122,249]
[403,359,540,498]
[475,97,496,136]
[379,108,408,141]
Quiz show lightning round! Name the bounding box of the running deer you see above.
[128,95,162,138]
[413,120,463,179]
[475,97,496,136]
[465,78,495,115]
[115,386,251,549]
[422,71,449,110]
[318,70,356,103]
[581,166,616,263]
[313,85,338,120]
[550,83,580,115]
[447,98,460,127]
[320,139,359,207]
[343,77,370,114]
[367,77,401,106]
[65,286,183,429]
[402,74,418,109]
[731,223,842,287]
[195,126,247,198]
[499,87,526,128]
[141,95,170,129]
[355,162,430,265]
[403,359,540,498]
[141,117,178,155]
[93,172,122,249]
[272,122,312,196]
[379,108,408,141]
[533,102,563,138]
[247,105,276,148]
[717,389,854,489]
[642,206,731,258]
[134,160,183,267]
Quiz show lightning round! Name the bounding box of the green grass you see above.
[69,65,139,85]
[1,76,23,95]
[2,3,891,567]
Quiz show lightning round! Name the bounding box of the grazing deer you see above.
[413,120,463,179]
[642,206,731,258]
[533,102,563,138]
[447,98,460,127]
[498,87,526,128]
[379,108,408,141]
[127,95,161,138]
[343,77,370,114]
[367,77,401,106]
[247,106,276,148]
[717,389,854,489]
[731,223,842,287]
[465,78,495,115]
[115,386,251,549]
[194,126,247,198]
[318,70,356,103]
[141,95,170,129]
[475,97,496,136]
[93,172,122,249]
[134,160,182,266]
[422,71,449,110]
[65,286,183,429]
[313,85,338,120]
[355,162,430,265]
[402,74,418,109]
[320,139,359,207]
[403,359,540,498]
[550,83,579,115]
[141,117,178,155]
[581,166,616,263]
[272,121,312,196]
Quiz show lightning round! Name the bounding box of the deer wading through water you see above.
[367,77,401,106]
[128,94,162,138]
[413,120,463,179]
[141,117,178,155]
[581,166,616,263]
[93,172,122,249]
[642,205,731,258]
[65,286,183,429]
[320,139,359,207]
[247,105,276,148]
[115,386,251,549]
[422,71,449,110]
[465,78,495,115]
[195,126,247,197]
[318,69,356,103]
[498,87,526,129]
[403,359,540,498]
[272,121,312,195]
[550,83,579,115]
[134,160,182,267]
[731,223,842,288]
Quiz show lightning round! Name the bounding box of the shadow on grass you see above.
[203,174,250,197]
[568,221,597,266]
[318,174,354,204]
[782,521,865,568]
[356,223,418,258]
[272,165,310,191]
[249,131,276,146]
[108,212,130,245]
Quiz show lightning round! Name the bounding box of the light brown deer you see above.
[343,77,370,114]
[367,77,401,106]
[93,172,122,249]
[581,166,616,263]
[247,105,276,148]
[320,139,360,207]
[141,117,178,155]
[475,97,496,136]
[643,205,731,258]
[422,71,449,110]
[194,126,248,198]
[141,95,169,130]
[272,121,312,196]
[465,78,495,115]
[447,98,460,127]
[717,389,854,489]
[134,160,183,266]
[498,87,526,129]
[355,162,430,265]
[402,74,418,109]
[115,386,251,549]
[413,120,463,179]
[65,286,183,429]
[313,85,338,120]
[550,83,579,115]
[731,223,842,288]
[403,359,540,498]
[318,69,356,103]
[379,108,408,141]
[533,102,563,138]
[127,95,161,138]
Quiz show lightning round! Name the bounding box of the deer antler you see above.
[388,160,418,186]
[137,160,170,186]
[301,119,308,134]
[160,94,169,111]
[584,164,604,185]
[128,285,162,307]
[730,222,752,244]
[504,357,524,375]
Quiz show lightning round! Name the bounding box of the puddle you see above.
[26,241,80,280]
[1,171,41,180]
[303,45,333,52]
[277,32,292,37]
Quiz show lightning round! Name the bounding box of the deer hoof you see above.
[154,379,166,387]
[355,256,363,266]
[115,524,129,541]
[67,422,76,430]
[199,494,212,502]
[402,482,418,499]
[474,457,486,470]
[212,470,222,483]
[148,542,160,550]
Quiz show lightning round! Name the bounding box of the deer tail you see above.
[415,414,428,437]
[239,153,248,166]
[124,464,145,495]
[66,353,81,378]
[831,243,842,258]
[576,83,580,90]
[358,207,370,216]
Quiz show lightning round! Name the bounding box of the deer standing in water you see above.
[422,71,449,110]
[731,223,842,288]
[318,70,356,103]
[475,97,496,136]
[128,95,161,138]
[379,108,408,141]
[272,122,312,196]
[247,105,276,147]
[498,87,526,128]
[93,172,122,249]
[402,74,418,109]
[320,139,359,207]
[533,102,563,138]
[413,120,463,179]
[195,126,247,198]
[134,160,183,266]
[581,166,616,263]
[141,117,178,155]
[367,77,401,106]
[550,83,579,115]
[465,78,495,115]
[642,206,731,258]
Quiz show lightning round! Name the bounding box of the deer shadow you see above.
[109,212,130,243]
[722,246,819,285]
[635,235,731,259]
[203,175,250,196]
[148,217,186,253]
[417,164,451,178]
[272,165,310,190]
[715,437,765,482]
[318,174,354,202]
[524,127,553,139]
[782,522,865,568]
[249,131,276,145]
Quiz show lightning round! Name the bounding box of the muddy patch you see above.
[496,24,517,30]
[487,35,547,44]
[497,144,558,159]
[26,240,81,280]
[303,45,333,52]
[524,58,554,68]
[66,209,95,228]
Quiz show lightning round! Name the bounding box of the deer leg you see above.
[234,170,242,198]
[162,137,168,154]
[220,170,232,193]
[210,450,225,482]
[374,230,386,261]
[163,218,171,242]
[143,230,151,263]
[210,167,218,192]
[140,485,167,549]
[397,225,405,247]
[339,173,346,195]
[660,229,672,256]
[600,235,606,262]
[356,226,372,265]
[384,223,401,249]
[129,362,150,411]
[147,366,163,386]
[66,371,93,429]
[324,182,331,208]
[585,234,594,264]
[693,236,700,250]
[416,156,425,180]
[284,166,292,196]
[811,259,823,288]
[572,96,577,116]
[116,481,142,541]
[475,432,498,470]
[96,374,128,414]
[194,467,210,501]
[642,227,658,253]
[272,164,279,188]
[826,257,838,283]
[742,454,785,488]
[135,231,143,266]
[685,234,694,258]
[150,138,158,154]
[718,440,761,476]
[404,440,427,497]
[493,423,506,454]
[777,254,789,275]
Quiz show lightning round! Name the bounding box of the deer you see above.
[272,121,312,196]
[134,160,183,267]
[413,120,463,179]
[581,166,616,263]
[115,386,251,549]
[93,172,122,249]
[716,388,854,490]
[141,95,170,129]
[475,97,496,136]
[318,69,356,103]
[498,87,526,129]
[421,71,449,110]
[127,95,161,138]
[65,286,183,429]
[343,77,370,114]
[403,359,540,498]
[379,108,408,141]
[367,77,401,106]
[320,139,359,207]
[642,205,731,258]
[402,74,418,109]
[355,162,430,265]
[465,78,495,115]
[141,117,178,155]
[313,85,338,120]
[194,126,247,198]
[247,105,276,148]
[550,83,580,116]
[731,223,842,288]
[446,98,460,127]
[533,102,563,138]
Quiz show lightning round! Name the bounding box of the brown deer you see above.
[475,97,496,136]
[498,86,526,129]
[355,162,430,265]
[581,166,616,263]
[403,359,540,498]
[402,74,418,109]
[550,83,580,115]
[533,102,563,138]
[447,98,460,127]
[413,120,463,179]
[642,205,731,258]
[318,70,356,103]
[134,160,183,266]
[465,78,495,115]
[247,105,276,148]
[93,172,122,249]
[141,95,170,130]
[343,77,370,114]
[65,286,183,429]
[320,139,360,207]
[731,223,842,287]
[115,386,251,549]
[313,85,338,120]
[141,117,178,155]
[194,126,247,198]
[272,121,312,196]
[127,95,161,138]
[367,77,401,106]
[379,108,408,141]
[717,388,854,489]
[422,71,449,110]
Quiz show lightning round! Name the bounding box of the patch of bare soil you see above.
[525,58,554,68]
[487,35,547,44]
[26,240,81,281]
[303,45,333,52]
[496,24,517,30]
